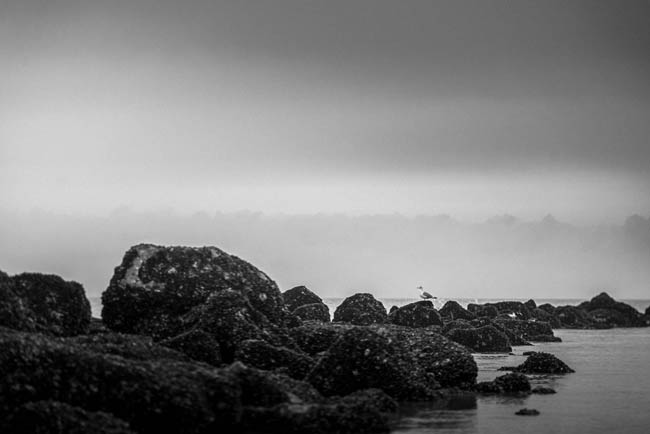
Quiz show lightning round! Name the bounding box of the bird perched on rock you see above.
[417,286,437,300]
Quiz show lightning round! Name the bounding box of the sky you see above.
[1,0,649,224]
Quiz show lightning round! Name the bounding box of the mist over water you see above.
[2,209,648,300]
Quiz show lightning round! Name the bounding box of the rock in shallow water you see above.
[445,325,512,353]
[476,373,531,394]
[515,351,575,374]
[515,408,540,416]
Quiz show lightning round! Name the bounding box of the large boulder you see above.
[489,301,532,320]
[439,301,475,321]
[578,292,646,327]
[445,325,511,353]
[293,303,331,322]
[388,300,442,328]
[0,272,91,336]
[101,244,289,337]
[282,286,324,312]
[554,305,599,329]
[515,352,575,374]
[333,293,387,326]
[306,324,477,399]
[159,329,223,366]
[289,322,352,356]
[4,400,135,434]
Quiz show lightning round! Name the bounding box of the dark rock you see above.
[241,389,396,434]
[439,301,475,321]
[333,293,387,326]
[306,326,438,399]
[88,317,108,334]
[494,318,560,342]
[469,318,531,346]
[388,300,442,328]
[524,299,537,310]
[554,305,599,329]
[293,303,331,322]
[532,386,557,394]
[446,325,511,353]
[289,322,351,356]
[488,301,532,320]
[467,303,498,318]
[476,373,531,394]
[0,329,242,434]
[538,303,556,314]
[234,339,314,380]
[180,289,294,363]
[4,400,135,434]
[494,373,531,393]
[283,286,323,312]
[68,332,191,362]
[389,305,399,314]
[516,351,575,374]
[530,308,561,328]
[159,329,223,365]
[1,272,91,336]
[442,319,473,334]
[101,244,289,337]
[646,305,650,316]
[515,408,540,416]
[579,292,646,327]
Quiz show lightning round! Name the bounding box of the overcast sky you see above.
[2,0,650,223]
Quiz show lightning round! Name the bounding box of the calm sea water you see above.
[88,296,650,434]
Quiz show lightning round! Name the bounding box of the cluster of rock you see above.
[1,242,642,432]
[0,244,478,434]
[469,294,649,330]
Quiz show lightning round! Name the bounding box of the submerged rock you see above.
[446,325,511,353]
[333,293,387,326]
[0,272,91,336]
[102,244,289,337]
[515,351,575,374]
[388,300,442,328]
[532,386,557,394]
[515,408,540,416]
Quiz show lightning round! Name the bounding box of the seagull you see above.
[417,286,437,300]
[507,312,517,319]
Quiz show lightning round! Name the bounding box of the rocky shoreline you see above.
[1,244,648,433]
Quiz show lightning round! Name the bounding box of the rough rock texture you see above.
[289,322,351,356]
[102,244,289,337]
[293,303,331,322]
[578,292,646,327]
[515,352,575,374]
[234,339,314,380]
[306,324,477,399]
[4,400,135,434]
[476,373,531,394]
[553,305,599,329]
[445,325,511,353]
[524,299,537,310]
[159,329,223,366]
[283,286,324,312]
[333,293,387,326]
[388,301,442,328]
[0,329,242,434]
[67,332,192,362]
[0,272,91,336]
[469,318,531,346]
[439,301,476,321]
[494,319,560,342]
[467,304,498,318]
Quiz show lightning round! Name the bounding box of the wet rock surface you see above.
[102,244,289,337]
[283,285,324,312]
[333,293,388,325]
[476,373,531,394]
[293,302,331,322]
[439,300,476,321]
[388,300,442,327]
[445,325,512,353]
[514,351,575,374]
[515,408,540,416]
[0,272,91,336]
